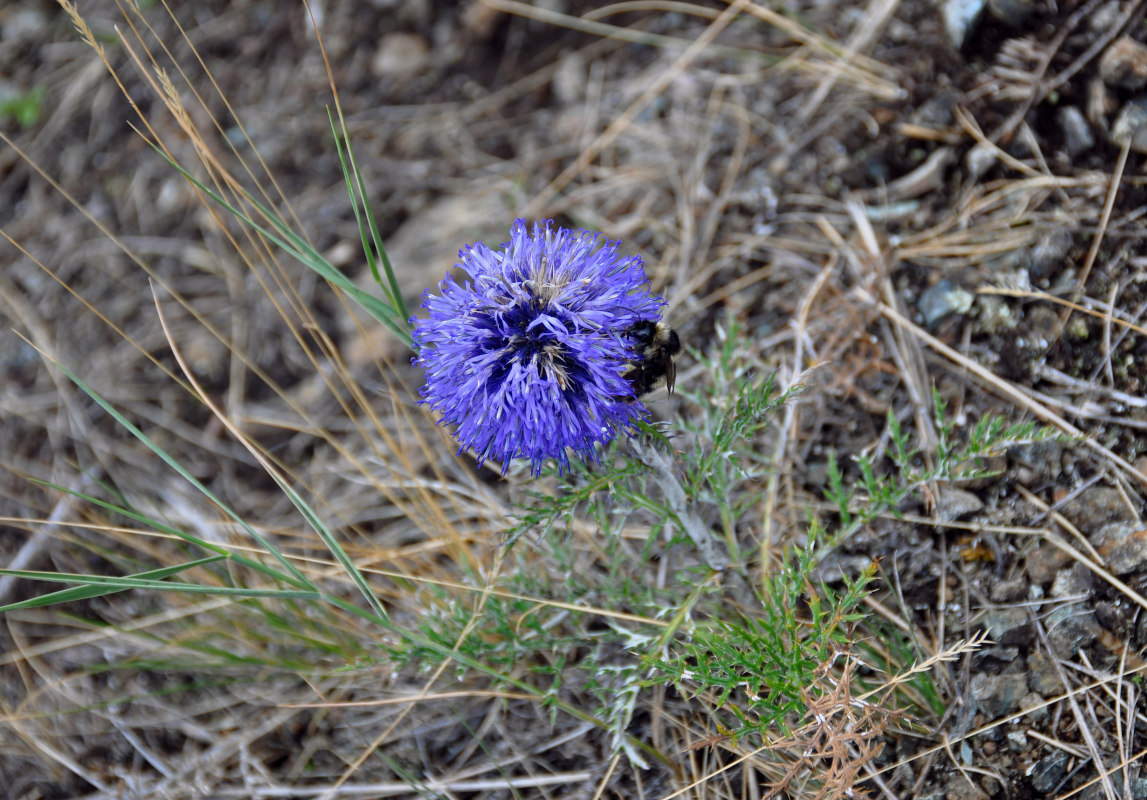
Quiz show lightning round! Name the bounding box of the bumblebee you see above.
[621,320,681,399]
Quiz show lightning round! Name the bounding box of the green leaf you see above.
[0,564,318,600]
[147,142,413,348]
[0,556,227,612]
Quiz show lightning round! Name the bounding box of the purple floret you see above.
[412,219,666,475]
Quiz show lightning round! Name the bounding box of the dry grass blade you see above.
[1073,136,1130,309]
[863,288,1147,489]
[522,0,753,217]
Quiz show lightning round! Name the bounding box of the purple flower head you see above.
[412,219,666,475]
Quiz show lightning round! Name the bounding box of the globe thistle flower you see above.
[412,219,667,475]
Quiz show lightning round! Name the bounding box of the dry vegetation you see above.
[2,0,1147,798]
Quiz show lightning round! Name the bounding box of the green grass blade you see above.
[326,110,388,303]
[0,568,318,599]
[30,478,312,590]
[149,143,413,347]
[327,106,410,321]
[51,358,390,621]
[267,477,391,621]
[326,114,397,313]
[0,556,227,612]
[49,359,316,592]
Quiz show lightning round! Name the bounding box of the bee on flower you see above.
[411,219,677,475]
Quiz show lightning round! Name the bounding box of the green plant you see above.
[643,529,876,742]
[0,87,44,128]
[824,388,1062,543]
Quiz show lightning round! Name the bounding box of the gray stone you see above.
[918,279,974,329]
[371,33,432,81]
[937,487,985,521]
[1021,691,1049,724]
[1030,750,1070,794]
[981,607,1034,647]
[1010,437,1063,481]
[1046,604,1102,658]
[1059,487,1138,529]
[943,775,988,800]
[989,575,1028,603]
[1026,652,1062,696]
[987,0,1037,27]
[971,672,1028,717]
[944,0,987,49]
[1111,96,1147,153]
[971,646,1019,672]
[910,89,961,128]
[1058,106,1095,157]
[1090,521,1147,575]
[1095,600,1129,637]
[1026,544,1072,586]
[1099,36,1147,89]
[1050,563,1093,598]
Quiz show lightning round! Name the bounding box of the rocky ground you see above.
[2,0,1147,798]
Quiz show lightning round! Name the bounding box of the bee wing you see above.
[665,355,676,395]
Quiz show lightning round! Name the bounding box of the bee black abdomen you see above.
[623,362,660,398]
[618,320,681,400]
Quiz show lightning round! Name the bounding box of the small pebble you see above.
[1026,653,1062,695]
[971,672,1028,716]
[1111,96,1147,152]
[987,0,1037,27]
[372,33,432,81]
[1058,106,1095,156]
[1059,486,1138,529]
[1099,36,1147,89]
[918,279,974,329]
[1046,605,1102,658]
[944,0,987,49]
[1050,563,1093,597]
[1090,522,1147,575]
[989,575,1027,603]
[982,608,1034,647]
[1030,750,1070,794]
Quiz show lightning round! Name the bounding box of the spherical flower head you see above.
[412,219,666,475]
